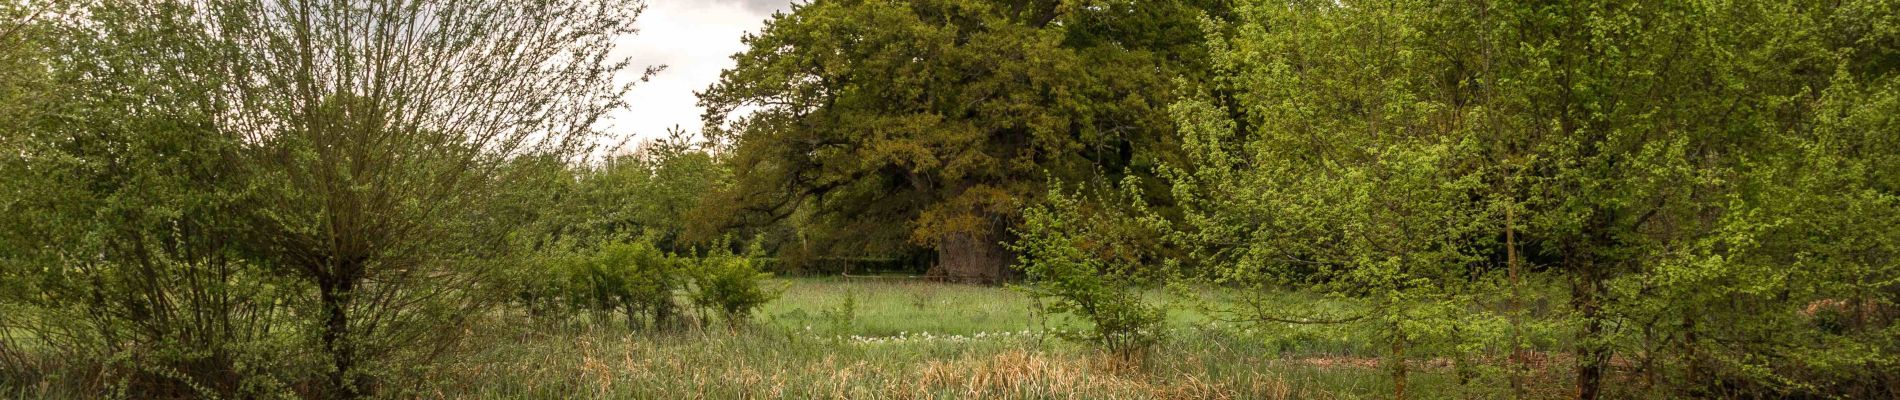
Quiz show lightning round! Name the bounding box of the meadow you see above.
[422,278,1574,399]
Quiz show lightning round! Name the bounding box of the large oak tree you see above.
[699,0,1217,282]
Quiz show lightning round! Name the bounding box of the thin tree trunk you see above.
[626,303,640,331]
[1392,321,1408,400]
[1506,199,1527,395]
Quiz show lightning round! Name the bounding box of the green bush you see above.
[687,245,782,328]
[553,239,685,331]
[520,237,783,332]
[1010,184,1166,360]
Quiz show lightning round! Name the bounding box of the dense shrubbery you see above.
[514,237,780,332]
[1011,1,1900,399]
[690,3,1898,396]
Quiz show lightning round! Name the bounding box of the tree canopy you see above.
[699,0,1220,282]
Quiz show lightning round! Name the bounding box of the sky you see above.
[598,0,796,152]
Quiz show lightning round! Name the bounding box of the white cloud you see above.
[597,0,793,152]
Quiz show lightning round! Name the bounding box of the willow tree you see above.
[699,0,1215,282]
[1,0,650,397]
[217,0,646,396]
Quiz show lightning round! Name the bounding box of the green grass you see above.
[761,277,1049,336]
[422,277,1574,399]
[5,277,1580,399]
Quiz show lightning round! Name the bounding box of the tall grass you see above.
[7,278,1580,399]
[420,278,1571,399]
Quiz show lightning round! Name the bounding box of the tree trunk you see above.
[1506,199,1527,396]
[1572,259,1609,400]
[318,275,361,399]
[1391,323,1408,400]
[926,220,1011,284]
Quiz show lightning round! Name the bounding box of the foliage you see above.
[514,236,782,332]
[552,129,733,251]
[1169,0,1900,398]
[1164,2,1521,396]
[561,239,686,331]
[2,0,1895,398]
[698,0,1221,280]
[688,242,783,328]
[0,0,649,397]
[1011,183,1168,360]
[1,2,310,396]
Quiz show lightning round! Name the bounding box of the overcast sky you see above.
[599,0,795,152]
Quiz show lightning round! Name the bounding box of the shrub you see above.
[559,239,685,331]
[1010,184,1167,361]
[687,245,782,328]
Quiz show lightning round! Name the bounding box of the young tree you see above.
[1479,2,1893,396]
[215,0,647,395]
[1012,181,1170,361]
[1166,2,1502,397]
[1,2,306,395]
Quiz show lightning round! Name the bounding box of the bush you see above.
[554,239,686,331]
[521,237,783,332]
[1010,184,1167,360]
[687,244,782,328]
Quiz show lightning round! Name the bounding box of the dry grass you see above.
[910,349,1267,399]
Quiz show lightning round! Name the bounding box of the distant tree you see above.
[568,129,732,251]
[699,0,1221,282]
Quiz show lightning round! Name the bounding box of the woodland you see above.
[1,0,1897,398]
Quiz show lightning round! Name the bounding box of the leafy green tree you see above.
[699,0,1219,282]
[1,2,306,395]
[1475,1,1894,396]
[567,130,733,251]
[1171,0,1899,398]
[1165,3,1506,396]
[1,0,651,397]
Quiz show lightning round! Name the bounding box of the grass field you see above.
[419,278,1575,399]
